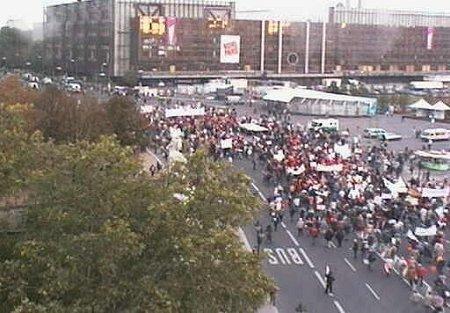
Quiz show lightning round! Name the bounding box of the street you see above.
[238,157,429,313]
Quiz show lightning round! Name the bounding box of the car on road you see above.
[307,118,339,132]
[363,128,386,139]
[420,128,450,141]
[378,132,402,141]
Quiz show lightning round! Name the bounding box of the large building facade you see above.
[44,0,450,78]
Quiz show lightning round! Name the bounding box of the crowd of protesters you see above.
[145,101,449,311]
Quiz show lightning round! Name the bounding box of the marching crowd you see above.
[145,102,450,311]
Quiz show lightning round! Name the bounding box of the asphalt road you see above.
[237,158,429,313]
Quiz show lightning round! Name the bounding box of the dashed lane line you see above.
[299,248,315,269]
[365,283,381,301]
[284,228,300,247]
[251,182,267,201]
[333,300,347,313]
[314,270,326,289]
[343,258,357,272]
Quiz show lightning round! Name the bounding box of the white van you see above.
[363,128,386,138]
[420,128,450,141]
[307,118,339,132]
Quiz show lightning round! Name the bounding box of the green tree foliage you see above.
[0,127,273,312]
[105,96,148,148]
[0,103,42,199]
[34,87,113,143]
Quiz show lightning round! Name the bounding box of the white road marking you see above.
[333,300,347,313]
[287,248,304,265]
[285,229,300,246]
[344,258,357,272]
[275,248,292,265]
[281,221,287,228]
[365,283,381,301]
[264,248,279,265]
[314,270,326,289]
[299,248,315,268]
[251,182,266,201]
[330,241,337,248]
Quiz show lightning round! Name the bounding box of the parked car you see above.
[308,118,339,132]
[363,128,386,138]
[420,128,450,141]
[379,132,402,141]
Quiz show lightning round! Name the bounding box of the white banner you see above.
[220,138,233,149]
[383,177,408,196]
[334,144,352,159]
[286,164,305,176]
[421,187,449,198]
[273,150,285,162]
[414,225,437,237]
[220,35,240,64]
[165,107,205,118]
[316,164,343,172]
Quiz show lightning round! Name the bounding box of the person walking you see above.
[352,239,359,259]
[265,224,273,244]
[335,229,344,248]
[296,217,305,237]
[256,231,264,254]
[324,228,334,249]
[325,270,335,296]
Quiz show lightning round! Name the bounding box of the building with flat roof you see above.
[329,5,450,27]
[43,1,450,78]
[44,0,235,77]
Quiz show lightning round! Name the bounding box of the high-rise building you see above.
[44,0,235,77]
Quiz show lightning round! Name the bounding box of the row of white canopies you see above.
[409,99,450,120]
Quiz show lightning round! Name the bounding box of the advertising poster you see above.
[426,27,434,50]
[166,17,177,46]
[220,35,240,64]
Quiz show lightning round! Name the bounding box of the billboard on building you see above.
[220,35,240,64]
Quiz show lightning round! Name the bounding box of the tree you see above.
[104,96,147,148]
[34,87,112,143]
[0,75,38,106]
[0,141,273,312]
[0,103,42,200]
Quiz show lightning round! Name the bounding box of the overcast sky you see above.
[2,0,450,28]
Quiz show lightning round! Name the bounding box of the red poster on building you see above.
[166,17,177,46]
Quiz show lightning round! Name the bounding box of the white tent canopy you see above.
[409,99,434,110]
[263,87,376,105]
[239,123,269,132]
[432,101,450,111]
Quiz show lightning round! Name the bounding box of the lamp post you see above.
[1,57,6,71]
